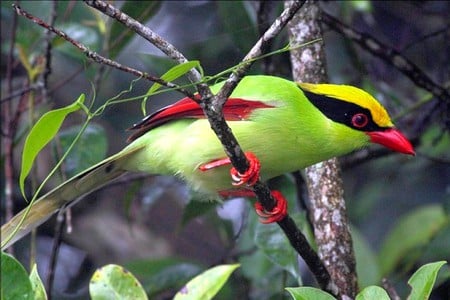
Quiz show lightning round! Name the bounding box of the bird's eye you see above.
[351,113,368,128]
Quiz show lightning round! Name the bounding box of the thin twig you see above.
[215,0,306,107]
[209,0,307,207]
[12,4,196,100]
[321,11,450,104]
[83,0,203,86]
[0,83,44,104]
[8,82,30,140]
[402,26,449,51]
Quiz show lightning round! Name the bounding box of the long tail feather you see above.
[1,147,142,250]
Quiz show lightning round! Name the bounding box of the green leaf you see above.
[29,264,47,300]
[255,221,298,278]
[142,60,201,115]
[285,287,336,300]
[355,286,390,300]
[19,94,85,199]
[255,212,314,280]
[407,261,447,300]
[1,252,34,300]
[109,1,161,59]
[89,264,147,300]
[173,264,239,300]
[52,123,107,178]
[378,204,448,276]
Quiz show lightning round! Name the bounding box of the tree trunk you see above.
[286,1,358,298]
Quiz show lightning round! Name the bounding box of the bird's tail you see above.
[1,146,143,250]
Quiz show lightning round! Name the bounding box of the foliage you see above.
[89,264,148,300]
[19,95,86,199]
[1,252,34,300]
[287,261,448,300]
[2,253,446,300]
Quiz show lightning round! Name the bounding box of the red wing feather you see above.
[127,96,273,142]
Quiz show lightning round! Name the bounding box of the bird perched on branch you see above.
[1,75,414,249]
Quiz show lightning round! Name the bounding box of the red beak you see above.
[367,128,415,155]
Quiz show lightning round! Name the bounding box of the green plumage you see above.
[1,75,406,249]
[122,76,370,193]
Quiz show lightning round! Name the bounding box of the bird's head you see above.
[298,83,415,156]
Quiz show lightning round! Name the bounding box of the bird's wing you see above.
[127,96,274,141]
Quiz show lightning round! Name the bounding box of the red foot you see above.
[201,152,286,224]
[254,190,288,224]
[199,152,260,187]
[198,157,231,171]
[220,189,288,224]
[230,152,260,186]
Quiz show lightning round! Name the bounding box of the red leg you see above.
[253,190,287,224]
[198,157,232,171]
[199,152,260,186]
[229,152,260,186]
[220,189,288,224]
[201,152,287,224]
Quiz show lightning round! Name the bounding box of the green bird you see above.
[1,75,414,249]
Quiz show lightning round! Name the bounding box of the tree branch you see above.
[83,0,206,93]
[200,1,337,294]
[84,1,197,78]
[12,3,196,99]
[321,11,450,104]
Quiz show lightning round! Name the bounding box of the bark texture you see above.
[286,1,358,298]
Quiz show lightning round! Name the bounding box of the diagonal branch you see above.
[12,3,195,99]
[83,0,206,93]
[199,2,335,293]
[215,0,307,106]
[321,11,450,104]
[86,0,335,292]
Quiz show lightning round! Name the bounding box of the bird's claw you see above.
[201,152,287,224]
[254,190,288,224]
[230,152,260,186]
